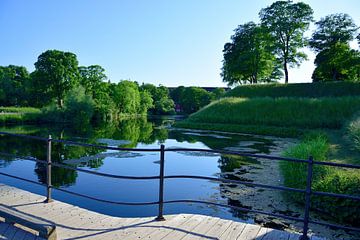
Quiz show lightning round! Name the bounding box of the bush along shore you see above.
[175,94,360,225]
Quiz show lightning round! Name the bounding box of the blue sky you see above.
[0,0,359,87]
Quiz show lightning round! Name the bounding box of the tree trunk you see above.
[57,98,63,108]
[284,60,289,84]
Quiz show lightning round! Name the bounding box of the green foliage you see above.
[347,114,360,151]
[212,88,226,99]
[33,50,80,108]
[41,87,95,125]
[139,91,154,115]
[111,80,141,114]
[221,22,280,85]
[185,97,360,129]
[312,43,360,82]
[154,97,175,115]
[79,65,107,98]
[259,1,313,83]
[309,13,359,52]
[0,65,30,106]
[0,107,41,124]
[140,83,175,115]
[310,13,359,82]
[226,82,360,98]
[63,86,95,126]
[282,133,360,223]
[180,87,213,114]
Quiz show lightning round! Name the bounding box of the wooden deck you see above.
[0,183,323,240]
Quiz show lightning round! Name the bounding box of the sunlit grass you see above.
[281,133,360,223]
[186,97,360,129]
[226,82,360,98]
[0,107,41,124]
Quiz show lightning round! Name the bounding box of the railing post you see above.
[155,144,165,221]
[301,156,313,240]
[45,135,53,203]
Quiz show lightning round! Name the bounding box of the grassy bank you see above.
[0,107,41,124]
[226,82,360,98]
[182,97,360,130]
[282,133,360,224]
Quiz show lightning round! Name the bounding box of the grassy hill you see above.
[226,82,360,98]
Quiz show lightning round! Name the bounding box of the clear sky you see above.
[0,0,359,87]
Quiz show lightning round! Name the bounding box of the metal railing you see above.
[0,131,359,240]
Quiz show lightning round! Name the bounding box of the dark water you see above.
[0,117,276,222]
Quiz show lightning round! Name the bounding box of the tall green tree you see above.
[33,50,80,108]
[79,65,107,99]
[0,65,29,106]
[111,80,141,114]
[309,13,358,52]
[221,22,280,85]
[259,1,313,83]
[310,13,359,81]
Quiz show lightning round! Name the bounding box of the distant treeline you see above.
[0,50,227,124]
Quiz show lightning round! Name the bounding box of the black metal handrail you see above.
[0,132,359,240]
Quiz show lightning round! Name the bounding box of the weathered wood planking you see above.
[0,183,324,240]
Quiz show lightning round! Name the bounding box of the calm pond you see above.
[0,117,357,239]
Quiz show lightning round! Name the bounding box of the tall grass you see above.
[282,133,360,224]
[186,97,360,129]
[347,114,360,151]
[0,107,41,124]
[226,82,360,98]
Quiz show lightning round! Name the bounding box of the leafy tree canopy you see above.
[310,13,359,52]
[34,50,80,108]
[259,0,313,83]
[312,42,360,82]
[79,65,107,98]
[0,65,29,106]
[221,22,281,86]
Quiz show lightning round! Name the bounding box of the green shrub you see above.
[41,87,95,125]
[226,82,360,98]
[282,133,360,223]
[186,97,360,129]
[64,87,95,126]
[347,114,360,151]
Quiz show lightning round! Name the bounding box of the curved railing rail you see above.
[0,131,359,240]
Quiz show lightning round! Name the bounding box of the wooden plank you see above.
[0,184,308,240]
[237,223,261,239]
[193,218,233,239]
[220,221,247,240]
[161,214,208,240]
[0,204,55,237]
[144,214,193,239]
[181,216,221,240]
[119,215,179,240]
